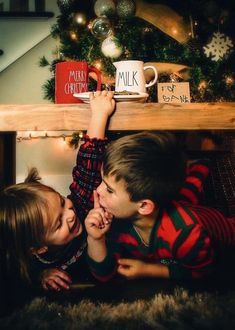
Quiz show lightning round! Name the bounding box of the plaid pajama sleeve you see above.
[68,135,108,222]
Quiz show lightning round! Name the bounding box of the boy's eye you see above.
[56,219,63,230]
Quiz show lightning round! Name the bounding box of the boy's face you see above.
[43,191,82,246]
[97,173,139,219]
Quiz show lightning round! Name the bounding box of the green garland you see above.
[40,1,235,102]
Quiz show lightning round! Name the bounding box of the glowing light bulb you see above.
[74,13,86,25]
[88,21,93,30]
[198,80,207,90]
[70,31,78,41]
[225,76,234,86]
[93,60,102,70]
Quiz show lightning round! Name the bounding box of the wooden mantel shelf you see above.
[0,102,234,131]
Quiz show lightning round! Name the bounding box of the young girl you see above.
[0,91,115,291]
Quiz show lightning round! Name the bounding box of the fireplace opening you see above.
[0,132,16,189]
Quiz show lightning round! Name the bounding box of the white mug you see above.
[113,60,158,93]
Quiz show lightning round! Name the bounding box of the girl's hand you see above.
[40,268,72,291]
[85,190,113,240]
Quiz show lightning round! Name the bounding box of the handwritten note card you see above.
[157,82,191,103]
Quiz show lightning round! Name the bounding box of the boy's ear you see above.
[138,199,155,215]
[30,246,48,255]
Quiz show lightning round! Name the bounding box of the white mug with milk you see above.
[113,60,158,93]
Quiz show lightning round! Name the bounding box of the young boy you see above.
[85,131,235,281]
[0,91,114,292]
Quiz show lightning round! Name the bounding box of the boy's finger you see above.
[117,266,129,276]
[93,190,101,209]
[104,211,113,219]
[117,258,132,266]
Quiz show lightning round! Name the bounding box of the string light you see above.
[87,20,93,30]
[16,131,84,148]
[198,80,208,90]
[170,73,182,82]
[225,76,234,86]
[93,59,102,70]
[69,31,78,41]
[74,13,87,25]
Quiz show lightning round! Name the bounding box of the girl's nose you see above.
[67,198,73,208]
[96,183,102,196]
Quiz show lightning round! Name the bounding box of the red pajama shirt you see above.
[87,160,235,281]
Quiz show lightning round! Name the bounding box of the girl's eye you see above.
[106,186,113,193]
[60,196,66,207]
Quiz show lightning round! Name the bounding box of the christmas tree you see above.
[40,0,235,102]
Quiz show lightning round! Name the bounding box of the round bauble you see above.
[94,0,116,17]
[91,16,112,39]
[57,0,71,9]
[116,0,136,19]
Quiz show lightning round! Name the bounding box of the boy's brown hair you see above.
[103,131,186,205]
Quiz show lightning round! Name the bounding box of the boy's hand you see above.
[40,268,72,291]
[117,259,146,279]
[89,90,115,118]
[85,190,113,240]
[117,259,170,279]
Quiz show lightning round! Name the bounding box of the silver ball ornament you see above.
[91,16,112,39]
[94,0,116,17]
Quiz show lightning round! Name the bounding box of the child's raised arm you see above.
[87,90,115,139]
[69,90,115,219]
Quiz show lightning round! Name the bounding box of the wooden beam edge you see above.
[0,102,234,131]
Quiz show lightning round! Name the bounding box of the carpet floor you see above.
[1,276,235,330]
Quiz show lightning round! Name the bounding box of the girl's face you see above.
[43,191,82,246]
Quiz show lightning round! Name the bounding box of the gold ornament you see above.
[135,0,190,43]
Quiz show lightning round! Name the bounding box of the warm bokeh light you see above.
[70,31,78,41]
[74,13,86,25]
[225,76,234,86]
[93,60,102,70]
[198,80,208,90]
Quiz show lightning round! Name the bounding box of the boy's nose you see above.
[67,216,74,223]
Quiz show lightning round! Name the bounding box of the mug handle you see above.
[89,66,102,91]
[144,66,158,88]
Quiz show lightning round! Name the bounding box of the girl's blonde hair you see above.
[0,168,56,282]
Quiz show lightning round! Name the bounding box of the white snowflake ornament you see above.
[203,32,233,61]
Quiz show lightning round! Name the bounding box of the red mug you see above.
[55,61,102,103]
